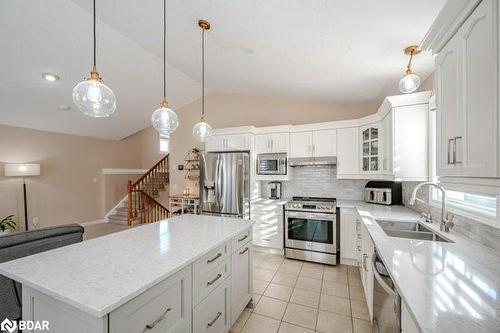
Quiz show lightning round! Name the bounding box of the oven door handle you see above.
[286,211,334,220]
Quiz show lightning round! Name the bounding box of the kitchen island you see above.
[0,214,253,333]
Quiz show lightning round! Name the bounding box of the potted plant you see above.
[0,215,16,236]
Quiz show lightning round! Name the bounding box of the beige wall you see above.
[163,93,379,194]
[0,125,143,230]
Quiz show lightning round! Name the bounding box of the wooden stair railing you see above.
[127,155,170,226]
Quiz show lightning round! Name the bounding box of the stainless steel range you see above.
[284,197,339,265]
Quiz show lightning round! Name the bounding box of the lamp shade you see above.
[4,164,41,177]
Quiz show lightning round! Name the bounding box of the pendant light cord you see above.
[201,27,205,119]
[93,0,96,68]
[163,0,167,99]
[406,51,414,73]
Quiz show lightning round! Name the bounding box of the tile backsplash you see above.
[262,166,367,200]
[402,182,500,253]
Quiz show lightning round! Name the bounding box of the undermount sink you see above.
[376,220,453,243]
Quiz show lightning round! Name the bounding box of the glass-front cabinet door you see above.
[360,124,382,173]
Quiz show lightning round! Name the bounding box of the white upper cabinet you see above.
[290,129,337,158]
[436,33,461,176]
[435,0,498,178]
[206,134,251,152]
[255,134,271,153]
[255,133,289,153]
[313,129,337,157]
[337,127,359,178]
[393,104,429,181]
[381,111,393,175]
[360,123,383,174]
[290,131,313,157]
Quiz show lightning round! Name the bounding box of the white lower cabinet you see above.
[340,208,359,264]
[193,278,232,333]
[359,222,375,322]
[231,238,253,324]
[109,266,192,333]
[251,203,284,250]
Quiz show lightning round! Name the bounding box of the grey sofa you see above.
[0,224,84,321]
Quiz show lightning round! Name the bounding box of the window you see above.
[432,189,496,220]
[159,137,170,153]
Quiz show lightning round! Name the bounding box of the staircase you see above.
[107,156,170,226]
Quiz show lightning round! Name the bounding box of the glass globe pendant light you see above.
[73,0,116,117]
[151,0,179,149]
[193,20,212,143]
[399,45,421,94]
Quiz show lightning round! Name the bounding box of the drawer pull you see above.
[239,247,249,255]
[145,307,172,330]
[238,234,249,242]
[207,253,222,264]
[207,273,223,286]
[207,311,222,328]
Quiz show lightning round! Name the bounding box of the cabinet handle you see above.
[454,136,462,164]
[207,253,222,264]
[207,311,222,328]
[238,234,249,242]
[239,247,249,255]
[145,307,172,330]
[362,254,368,272]
[357,246,362,251]
[271,139,274,150]
[207,273,223,286]
[447,138,454,164]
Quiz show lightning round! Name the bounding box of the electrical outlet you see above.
[93,177,98,183]
[172,183,178,190]
[32,216,39,227]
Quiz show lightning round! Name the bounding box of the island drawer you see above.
[109,266,192,333]
[194,240,231,280]
[193,277,231,333]
[232,227,252,253]
[193,258,231,306]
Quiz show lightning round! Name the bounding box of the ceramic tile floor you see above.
[230,249,379,333]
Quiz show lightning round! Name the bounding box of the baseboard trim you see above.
[79,219,107,227]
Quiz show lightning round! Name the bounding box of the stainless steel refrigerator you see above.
[199,151,250,219]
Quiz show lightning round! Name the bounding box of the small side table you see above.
[169,195,200,215]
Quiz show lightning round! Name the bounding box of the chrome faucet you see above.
[409,182,454,232]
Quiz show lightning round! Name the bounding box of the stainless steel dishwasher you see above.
[372,252,401,333]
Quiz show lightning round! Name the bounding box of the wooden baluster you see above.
[127,181,133,226]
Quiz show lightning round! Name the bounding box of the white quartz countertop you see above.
[0,214,252,318]
[342,202,500,333]
[251,197,290,206]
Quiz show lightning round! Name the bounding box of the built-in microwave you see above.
[257,153,287,175]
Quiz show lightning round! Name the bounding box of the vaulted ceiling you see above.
[0,0,445,139]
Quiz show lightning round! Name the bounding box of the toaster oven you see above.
[364,181,402,205]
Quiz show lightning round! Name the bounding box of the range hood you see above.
[288,156,337,167]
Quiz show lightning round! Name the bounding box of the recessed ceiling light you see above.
[42,73,60,82]
[58,104,71,111]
